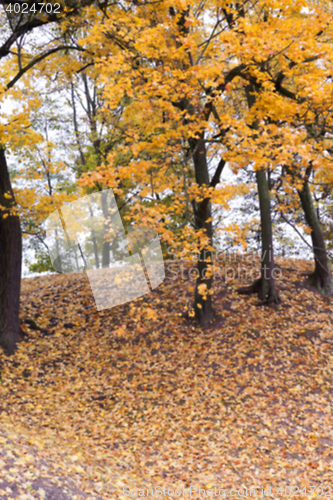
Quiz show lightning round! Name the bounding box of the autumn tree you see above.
[76,1,248,325]
[73,0,333,320]
[2,0,333,351]
[0,0,99,353]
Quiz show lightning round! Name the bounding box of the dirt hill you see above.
[1,256,333,499]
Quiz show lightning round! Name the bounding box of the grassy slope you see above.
[1,256,333,499]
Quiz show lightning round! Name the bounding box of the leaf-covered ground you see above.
[1,256,333,499]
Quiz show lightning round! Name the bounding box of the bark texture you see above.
[238,84,280,303]
[298,179,332,295]
[0,148,23,354]
[255,169,280,303]
[189,134,214,326]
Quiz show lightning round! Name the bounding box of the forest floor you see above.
[1,256,333,499]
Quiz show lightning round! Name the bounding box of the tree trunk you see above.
[189,134,214,326]
[238,84,280,303]
[255,169,280,303]
[298,179,332,295]
[237,170,280,303]
[0,148,23,354]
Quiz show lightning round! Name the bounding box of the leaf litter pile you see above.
[1,256,333,499]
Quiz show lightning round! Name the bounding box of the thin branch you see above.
[5,45,86,91]
[195,17,223,65]
[210,157,226,187]
[276,194,333,262]
[76,62,95,74]
[0,0,96,60]
[278,208,313,250]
